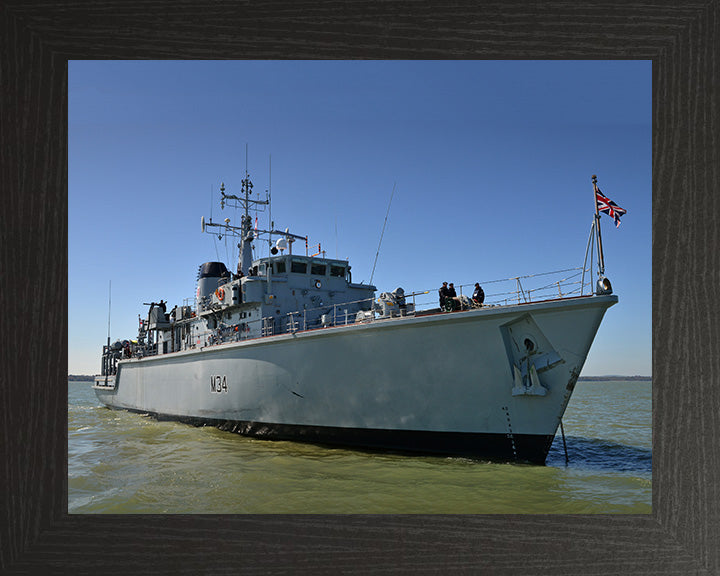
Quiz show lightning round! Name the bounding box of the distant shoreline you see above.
[68,374,652,382]
[578,375,651,382]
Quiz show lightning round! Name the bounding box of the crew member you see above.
[472,283,485,306]
[439,282,450,308]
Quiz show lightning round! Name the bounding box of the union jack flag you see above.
[596,189,627,227]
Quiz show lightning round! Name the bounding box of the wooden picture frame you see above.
[1,1,717,573]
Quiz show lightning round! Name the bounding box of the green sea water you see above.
[68,379,651,514]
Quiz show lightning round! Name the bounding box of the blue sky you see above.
[69,60,651,376]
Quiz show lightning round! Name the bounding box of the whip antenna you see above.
[268,155,272,238]
[370,183,396,284]
[107,279,112,347]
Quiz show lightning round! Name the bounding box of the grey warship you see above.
[94,170,618,464]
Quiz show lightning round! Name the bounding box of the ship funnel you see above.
[197,261,230,312]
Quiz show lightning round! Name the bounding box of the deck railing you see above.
[124,266,593,358]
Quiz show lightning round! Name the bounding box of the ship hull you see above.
[94,294,617,463]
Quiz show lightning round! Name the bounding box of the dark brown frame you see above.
[1,1,718,573]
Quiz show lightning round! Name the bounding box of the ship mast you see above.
[202,164,307,276]
[239,173,255,275]
[217,171,268,276]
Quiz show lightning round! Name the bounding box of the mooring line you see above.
[560,419,569,465]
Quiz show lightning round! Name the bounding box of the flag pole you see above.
[591,174,606,277]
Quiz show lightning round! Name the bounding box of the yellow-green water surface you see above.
[68,379,651,513]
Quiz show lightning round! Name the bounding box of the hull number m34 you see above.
[210,375,228,393]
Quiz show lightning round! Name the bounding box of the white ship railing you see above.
[115,267,595,361]
[166,266,593,351]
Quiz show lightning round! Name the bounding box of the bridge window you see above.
[275,260,286,274]
[311,263,326,276]
[291,260,307,274]
[330,265,345,277]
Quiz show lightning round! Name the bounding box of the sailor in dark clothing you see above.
[439,282,450,308]
[472,282,485,306]
[159,299,167,314]
[441,282,458,311]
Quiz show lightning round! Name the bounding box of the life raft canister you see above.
[215,287,225,300]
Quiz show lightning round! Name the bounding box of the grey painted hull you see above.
[94,294,616,462]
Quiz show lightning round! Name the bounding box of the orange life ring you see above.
[215,287,225,300]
